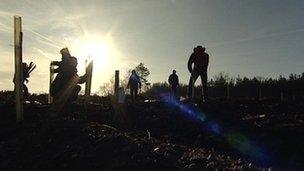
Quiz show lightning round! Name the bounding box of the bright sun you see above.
[70,35,121,91]
[82,41,111,68]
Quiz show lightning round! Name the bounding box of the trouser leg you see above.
[200,71,208,100]
[188,73,199,100]
[172,86,177,96]
[172,86,177,100]
[130,88,134,101]
[134,87,138,100]
[66,84,81,115]
[68,85,81,103]
[23,84,29,100]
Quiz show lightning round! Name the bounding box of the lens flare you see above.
[225,131,270,164]
[156,90,271,165]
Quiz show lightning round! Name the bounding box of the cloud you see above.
[27,30,63,48]
[0,70,13,87]
[209,29,304,48]
[0,11,14,33]
[0,21,11,33]
[31,47,55,60]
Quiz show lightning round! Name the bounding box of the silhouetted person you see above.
[168,69,179,99]
[127,70,141,101]
[187,46,209,101]
[13,62,36,100]
[50,47,85,109]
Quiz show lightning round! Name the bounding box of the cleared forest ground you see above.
[0,97,303,170]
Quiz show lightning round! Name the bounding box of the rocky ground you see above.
[0,97,303,170]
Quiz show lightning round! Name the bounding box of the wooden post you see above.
[280,91,284,101]
[85,58,93,101]
[48,62,54,104]
[114,70,119,98]
[14,16,24,122]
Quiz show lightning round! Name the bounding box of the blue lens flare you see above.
[155,91,271,165]
[206,121,221,135]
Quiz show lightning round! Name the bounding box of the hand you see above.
[51,61,59,66]
[83,73,88,78]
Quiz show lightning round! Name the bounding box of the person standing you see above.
[50,47,85,108]
[187,46,209,101]
[127,70,141,101]
[168,69,179,99]
[13,62,36,101]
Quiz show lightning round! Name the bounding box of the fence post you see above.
[85,58,93,102]
[14,16,24,122]
[48,62,54,104]
[114,70,119,98]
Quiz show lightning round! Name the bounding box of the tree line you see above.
[144,72,304,101]
[96,63,303,100]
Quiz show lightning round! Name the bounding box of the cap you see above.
[60,47,70,55]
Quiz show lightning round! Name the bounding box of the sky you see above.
[0,0,304,93]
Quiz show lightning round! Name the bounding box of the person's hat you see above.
[60,47,70,55]
[197,45,205,51]
[193,47,197,52]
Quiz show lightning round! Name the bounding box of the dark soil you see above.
[0,97,303,170]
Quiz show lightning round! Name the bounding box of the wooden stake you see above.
[14,16,23,122]
[48,62,54,104]
[114,70,119,98]
[85,59,93,101]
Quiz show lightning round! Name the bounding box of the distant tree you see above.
[127,62,150,91]
[98,83,112,96]
[144,82,170,98]
[98,63,150,95]
[99,70,304,100]
[98,77,114,96]
[213,72,229,86]
[134,62,150,85]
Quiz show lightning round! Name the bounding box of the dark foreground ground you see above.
[0,97,303,170]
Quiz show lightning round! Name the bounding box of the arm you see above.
[187,54,194,73]
[207,54,209,69]
[168,75,172,85]
[78,74,87,84]
[52,61,61,73]
[51,61,60,66]
[205,53,209,70]
[53,68,60,73]
[138,76,142,88]
[127,77,130,89]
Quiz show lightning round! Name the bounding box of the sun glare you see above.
[71,35,121,91]
[82,41,111,68]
